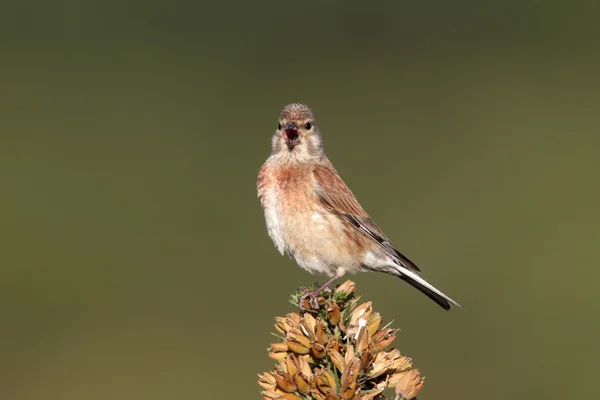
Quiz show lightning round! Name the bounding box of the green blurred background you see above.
[1,1,599,399]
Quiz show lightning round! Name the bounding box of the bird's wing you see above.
[313,163,420,273]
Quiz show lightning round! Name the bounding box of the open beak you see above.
[284,122,300,148]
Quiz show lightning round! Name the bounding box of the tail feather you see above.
[393,264,462,311]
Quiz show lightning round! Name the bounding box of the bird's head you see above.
[271,103,324,160]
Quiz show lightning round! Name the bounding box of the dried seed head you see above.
[372,328,397,352]
[326,299,341,326]
[367,312,382,336]
[285,354,299,376]
[394,369,424,400]
[356,319,370,354]
[315,319,328,345]
[286,329,311,354]
[314,367,337,397]
[268,342,289,360]
[335,280,356,296]
[328,348,346,372]
[298,355,313,378]
[311,342,326,359]
[259,280,426,400]
[258,371,277,391]
[301,313,317,338]
[340,358,361,399]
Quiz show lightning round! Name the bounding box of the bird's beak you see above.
[284,122,300,148]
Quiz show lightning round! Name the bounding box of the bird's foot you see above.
[299,289,321,311]
[298,285,333,312]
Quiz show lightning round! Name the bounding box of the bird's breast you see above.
[259,163,364,275]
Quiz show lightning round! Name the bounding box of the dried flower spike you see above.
[259,280,426,400]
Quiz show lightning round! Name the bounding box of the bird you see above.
[257,103,462,310]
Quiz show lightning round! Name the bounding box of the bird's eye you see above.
[277,123,282,130]
[304,123,312,130]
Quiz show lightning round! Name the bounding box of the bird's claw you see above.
[299,290,322,311]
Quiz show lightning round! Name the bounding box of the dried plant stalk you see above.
[258,281,424,400]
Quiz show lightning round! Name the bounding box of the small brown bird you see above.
[257,104,461,310]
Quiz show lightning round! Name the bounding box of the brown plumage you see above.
[257,104,461,310]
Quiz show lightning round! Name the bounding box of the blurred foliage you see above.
[0,1,599,399]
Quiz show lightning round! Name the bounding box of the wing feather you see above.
[313,163,420,272]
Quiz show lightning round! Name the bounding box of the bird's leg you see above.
[299,273,343,311]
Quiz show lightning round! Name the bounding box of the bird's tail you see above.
[392,263,463,311]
